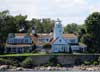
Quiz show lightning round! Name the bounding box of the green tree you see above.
[85,12,100,53]
[42,18,54,33]
[14,15,28,32]
[0,10,16,41]
[78,24,86,42]
[64,23,78,33]
[30,18,54,33]
[31,19,43,33]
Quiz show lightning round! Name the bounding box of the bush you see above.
[0,58,18,66]
[47,56,59,66]
[21,57,33,68]
[32,50,38,53]
[92,61,98,65]
[83,61,91,65]
[98,56,100,65]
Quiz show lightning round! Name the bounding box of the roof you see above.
[38,33,52,38]
[31,33,78,45]
[50,38,58,44]
[79,43,87,47]
[37,33,77,38]
[63,34,77,38]
[30,34,45,46]
[15,33,27,36]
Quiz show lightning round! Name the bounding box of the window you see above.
[57,24,61,28]
[59,39,61,42]
[14,39,17,44]
[16,39,18,44]
[59,29,61,33]
[25,39,28,43]
[70,39,75,43]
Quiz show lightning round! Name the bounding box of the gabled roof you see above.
[50,37,67,44]
[50,37,58,44]
[31,34,45,46]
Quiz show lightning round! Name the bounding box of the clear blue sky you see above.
[0,0,100,26]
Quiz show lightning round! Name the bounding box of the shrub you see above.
[47,56,58,66]
[0,58,18,66]
[83,61,91,65]
[21,57,33,68]
[98,56,100,65]
[92,61,98,65]
[32,50,38,53]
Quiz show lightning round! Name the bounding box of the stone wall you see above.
[30,55,99,65]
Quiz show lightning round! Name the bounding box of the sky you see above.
[0,0,100,26]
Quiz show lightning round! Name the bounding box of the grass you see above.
[0,53,100,57]
[0,53,72,57]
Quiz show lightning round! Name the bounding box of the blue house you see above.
[5,33,33,53]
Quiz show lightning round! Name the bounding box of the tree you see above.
[30,18,54,33]
[14,15,28,32]
[80,34,95,53]
[78,24,86,42]
[64,23,78,33]
[85,12,100,53]
[42,18,54,33]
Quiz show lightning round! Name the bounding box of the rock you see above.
[87,67,94,71]
[47,66,51,71]
[16,67,24,71]
[0,65,9,71]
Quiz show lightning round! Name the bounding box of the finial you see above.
[56,18,61,24]
[57,18,61,22]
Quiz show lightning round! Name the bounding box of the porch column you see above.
[22,47,24,53]
[16,47,18,53]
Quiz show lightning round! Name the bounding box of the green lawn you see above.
[0,53,71,57]
[0,53,100,57]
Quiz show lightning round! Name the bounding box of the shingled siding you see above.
[30,55,98,65]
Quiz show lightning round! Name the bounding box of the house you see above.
[31,19,87,53]
[5,33,33,53]
[5,19,87,53]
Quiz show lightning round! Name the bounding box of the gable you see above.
[53,37,67,44]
